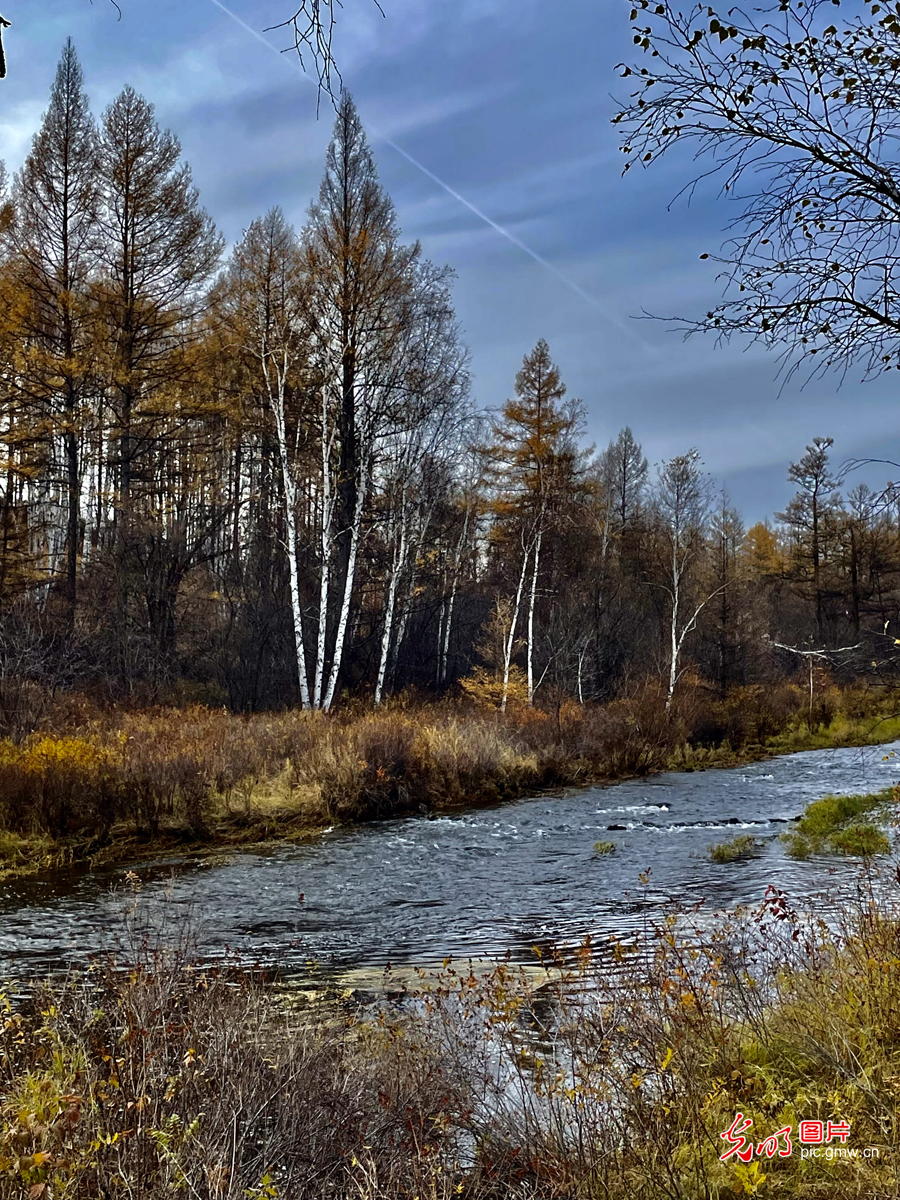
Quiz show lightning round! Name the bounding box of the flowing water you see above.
[1,740,898,981]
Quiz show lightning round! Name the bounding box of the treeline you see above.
[0,42,898,716]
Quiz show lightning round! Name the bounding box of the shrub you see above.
[459,665,529,709]
[831,823,890,856]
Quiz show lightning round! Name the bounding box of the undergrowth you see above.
[0,681,896,877]
[708,833,761,863]
[3,873,900,1198]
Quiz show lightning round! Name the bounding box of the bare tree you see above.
[267,0,384,103]
[219,207,313,707]
[615,0,900,380]
[373,262,470,705]
[652,449,716,710]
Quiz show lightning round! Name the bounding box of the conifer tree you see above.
[97,85,222,543]
[10,39,99,623]
[487,339,584,706]
[302,91,419,710]
[777,437,840,642]
[96,86,222,670]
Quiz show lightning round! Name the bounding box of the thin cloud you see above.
[205,0,651,348]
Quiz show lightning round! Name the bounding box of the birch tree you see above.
[653,449,715,710]
[219,207,313,706]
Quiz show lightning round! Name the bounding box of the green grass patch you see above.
[592,840,616,855]
[782,787,896,858]
[707,833,760,863]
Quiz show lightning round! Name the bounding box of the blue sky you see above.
[1,0,896,522]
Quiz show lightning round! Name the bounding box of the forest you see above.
[3,16,900,1200]
[0,41,898,729]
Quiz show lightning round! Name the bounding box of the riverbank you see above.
[1,683,898,881]
[1,875,897,1198]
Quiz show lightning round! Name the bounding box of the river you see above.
[0,739,897,981]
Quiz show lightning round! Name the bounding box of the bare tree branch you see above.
[266,0,385,106]
[615,0,900,382]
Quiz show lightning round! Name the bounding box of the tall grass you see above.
[3,874,900,1197]
[0,681,894,871]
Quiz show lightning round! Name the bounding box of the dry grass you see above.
[4,875,900,1198]
[0,682,894,876]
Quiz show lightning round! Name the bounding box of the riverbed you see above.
[1,739,897,980]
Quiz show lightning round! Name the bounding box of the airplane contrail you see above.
[206,0,651,347]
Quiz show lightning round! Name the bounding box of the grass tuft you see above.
[707,833,760,862]
[781,787,896,858]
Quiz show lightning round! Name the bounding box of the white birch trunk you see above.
[313,388,336,709]
[268,355,311,709]
[440,507,469,686]
[374,488,408,705]
[526,525,543,705]
[390,505,432,687]
[322,452,368,713]
[666,539,680,713]
[501,546,531,713]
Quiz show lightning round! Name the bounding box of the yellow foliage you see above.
[459,666,529,709]
[743,521,783,577]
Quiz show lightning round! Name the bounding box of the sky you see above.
[0,0,897,524]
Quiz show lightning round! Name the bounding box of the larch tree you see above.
[598,425,648,559]
[97,85,221,538]
[776,437,840,642]
[487,339,584,708]
[8,38,99,624]
[302,91,419,711]
[96,85,222,670]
